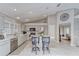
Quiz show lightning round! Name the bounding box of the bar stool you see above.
[42,36,50,54]
[31,36,40,54]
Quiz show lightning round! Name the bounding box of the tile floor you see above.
[8,39,79,56]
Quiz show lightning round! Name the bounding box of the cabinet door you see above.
[0,40,10,56]
[4,22,10,34]
[0,21,4,33]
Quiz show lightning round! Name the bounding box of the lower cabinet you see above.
[0,40,10,56]
[0,35,26,56]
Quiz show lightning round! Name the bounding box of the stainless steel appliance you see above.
[10,38,18,52]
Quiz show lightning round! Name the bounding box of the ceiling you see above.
[0,3,79,23]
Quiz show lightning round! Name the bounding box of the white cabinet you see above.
[0,20,10,34]
[0,40,10,56]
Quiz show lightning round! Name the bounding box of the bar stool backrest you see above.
[32,36,39,46]
[42,36,50,44]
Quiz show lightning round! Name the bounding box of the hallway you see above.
[9,40,79,56]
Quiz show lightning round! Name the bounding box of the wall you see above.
[74,9,79,46]
[47,14,57,38]
[74,9,79,45]
[47,14,57,47]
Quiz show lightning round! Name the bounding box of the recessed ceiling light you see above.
[16,17,20,19]
[14,9,16,11]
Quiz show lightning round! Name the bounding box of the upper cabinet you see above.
[0,14,22,35]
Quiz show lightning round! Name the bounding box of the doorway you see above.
[59,23,71,45]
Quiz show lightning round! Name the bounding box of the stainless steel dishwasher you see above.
[10,38,18,52]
